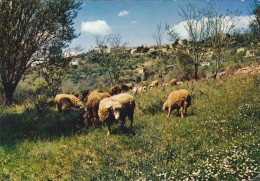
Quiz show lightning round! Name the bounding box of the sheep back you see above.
[170,79,177,85]
[85,92,110,127]
[149,80,159,88]
[163,89,191,118]
[55,94,84,112]
[108,85,122,95]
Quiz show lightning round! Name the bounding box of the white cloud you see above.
[170,15,253,40]
[233,15,253,30]
[118,10,129,17]
[81,20,112,35]
[171,21,190,39]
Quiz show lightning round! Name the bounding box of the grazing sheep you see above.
[120,84,130,92]
[71,92,79,98]
[98,93,135,135]
[176,81,183,85]
[80,89,90,103]
[162,83,169,87]
[108,85,122,95]
[81,89,103,103]
[84,92,110,127]
[170,79,177,86]
[149,80,159,88]
[55,94,84,112]
[132,86,147,94]
[125,83,134,90]
[162,89,191,118]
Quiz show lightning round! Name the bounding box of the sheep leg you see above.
[167,107,171,117]
[85,119,91,128]
[93,109,98,127]
[180,107,184,118]
[120,118,126,130]
[106,121,112,136]
[56,103,62,112]
[183,102,188,116]
[129,111,134,132]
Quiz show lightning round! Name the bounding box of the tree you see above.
[39,45,82,97]
[0,0,81,105]
[152,22,166,78]
[153,22,164,46]
[94,33,128,86]
[177,3,213,80]
[249,0,260,41]
[166,3,213,80]
[209,5,237,79]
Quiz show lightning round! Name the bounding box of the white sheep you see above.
[132,86,147,94]
[98,93,135,135]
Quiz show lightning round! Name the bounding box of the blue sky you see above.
[71,0,254,52]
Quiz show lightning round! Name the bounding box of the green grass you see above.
[0,73,260,180]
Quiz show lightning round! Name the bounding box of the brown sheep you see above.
[84,92,110,127]
[125,83,134,90]
[80,89,90,103]
[120,83,130,92]
[162,89,191,118]
[170,79,177,86]
[98,93,135,135]
[71,92,79,98]
[55,94,84,112]
[149,80,159,88]
[80,89,103,103]
[108,85,122,95]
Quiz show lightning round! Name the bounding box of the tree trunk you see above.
[194,63,199,80]
[213,59,219,79]
[4,84,16,105]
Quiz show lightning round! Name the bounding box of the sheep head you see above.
[104,101,122,120]
[162,102,168,113]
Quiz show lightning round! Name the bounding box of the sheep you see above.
[108,85,122,95]
[162,89,191,118]
[125,83,134,90]
[120,83,134,92]
[81,89,103,103]
[162,83,169,87]
[98,93,135,135]
[80,89,90,103]
[55,94,84,112]
[132,86,147,94]
[84,92,110,127]
[149,80,159,89]
[120,83,130,92]
[176,81,183,85]
[170,79,177,86]
[71,92,79,98]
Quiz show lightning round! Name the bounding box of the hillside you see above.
[0,69,259,180]
[0,33,260,180]
[65,34,260,90]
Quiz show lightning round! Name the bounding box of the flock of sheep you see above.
[55,80,191,135]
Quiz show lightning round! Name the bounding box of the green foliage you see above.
[33,78,48,90]
[0,73,259,180]
[249,1,260,40]
[0,0,81,104]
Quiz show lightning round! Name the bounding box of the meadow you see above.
[0,71,259,180]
